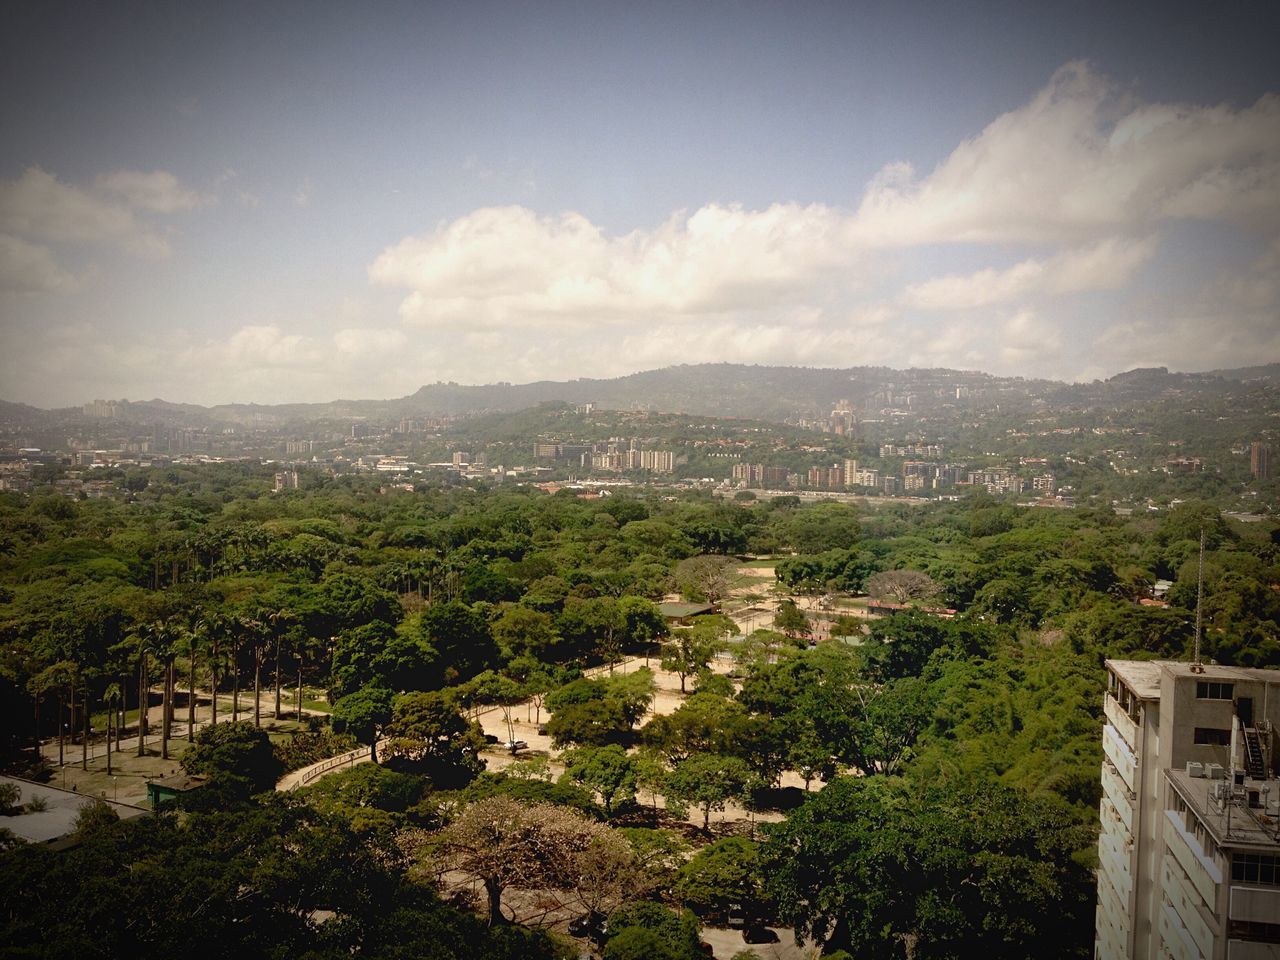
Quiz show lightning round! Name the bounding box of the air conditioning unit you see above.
[1205,763,1224,780]
[1186,761,1204,778]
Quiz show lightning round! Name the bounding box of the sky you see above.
[2,0,1279,407]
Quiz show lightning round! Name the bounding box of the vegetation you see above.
[0,470,1276,958]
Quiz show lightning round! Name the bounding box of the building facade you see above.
[1096,660,1280,960]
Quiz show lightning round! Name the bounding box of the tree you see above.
[331,686,394,763]
[664,753,753,832]
[762,775,1094,956]
[619,595,668,656]
[382,690,485,785]
[435,796,609,925]
[674,836,770,920]
[468,670,526,749]
[180,720,282,798]
[661,629,721,694]
[416,600,499,686]
[783,502,860,554]
[603,902,704,960]
[772,600,809,638]
[866,569,939,604]
[672,555,736,605]
[561,744,638,816]
[491,605,558,660]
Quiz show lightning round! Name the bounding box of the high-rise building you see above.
[1095,660,1280,960]
[1251,442,1271,481]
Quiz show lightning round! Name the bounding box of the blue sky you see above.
[2,0,1278,406]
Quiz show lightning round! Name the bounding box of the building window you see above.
[1193,727,1231,746]
[1196,681,1234,700]
[1232,854,1280,886]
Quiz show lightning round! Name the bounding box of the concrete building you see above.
[1251,443,1271,482]
[1096,660,1280,960]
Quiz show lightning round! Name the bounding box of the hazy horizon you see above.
[3,1,1279,407]
[6,356,1273,412]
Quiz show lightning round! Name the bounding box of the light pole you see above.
[113,776,118,801]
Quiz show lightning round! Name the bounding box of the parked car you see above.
[505,739,528,753]
[568,911,607,942]
[536,724,548,736]
[697,941,714,956]
[483,733,499,744]
[743,925,779,944]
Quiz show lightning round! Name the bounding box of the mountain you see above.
[2,361,1277,428]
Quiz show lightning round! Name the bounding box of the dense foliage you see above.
[1,469,1276,958]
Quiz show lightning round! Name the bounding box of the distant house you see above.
[657,601,716,623]
[145,774,208,808]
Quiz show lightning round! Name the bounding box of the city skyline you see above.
[2,1,1279,406]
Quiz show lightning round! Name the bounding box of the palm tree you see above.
[102,682,121,776]
[183,615,199,741]
[245,616,268,728]
[266,607,294,721]
[138,619,180,760]
[204,613,230,728]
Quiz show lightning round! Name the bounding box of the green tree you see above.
[674,836,770,920]
[762,775,1094,956]
[331,685,394,763]
[665,753,753,832]
[180,720,282,799]
[382,689,485,785]
[561,744,638,816]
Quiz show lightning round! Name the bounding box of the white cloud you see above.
[0,233,76,293]
[0,167,169,256]
[851,61,1280,245]
[0,166,204,259]
[370,202,860,328]
[998,310,1064,368]
[333,326,408,358]
[1091,239,1280,373]
[901,236,1158,310]
[95,169,207,213]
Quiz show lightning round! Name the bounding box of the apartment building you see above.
[1096,660,1280,960]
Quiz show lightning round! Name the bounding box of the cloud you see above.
[0,166,204,259]
[998,310,1064,368]
[0,167,170,256]
[333,326,408,358]
[850,61,1280,245]
[370,202,860,328]
[1090,239,1280,374]
[901,236,1158,310]
[0,233,76,293]
[95,169,207,213]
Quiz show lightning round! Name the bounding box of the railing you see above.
[290,746,367,790]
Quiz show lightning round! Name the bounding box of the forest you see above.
[1,462,1277,959]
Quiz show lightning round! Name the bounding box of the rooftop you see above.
[1108,659,1164,700]
[1108,659,1280,702]
[1166,767,1280,852]
[0,776,148,846]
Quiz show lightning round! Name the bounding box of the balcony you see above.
[1104,723,1138,793]
[1104,692,1139,752]
[1230,884,1280,925]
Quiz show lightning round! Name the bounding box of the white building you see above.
[1096,660,1280,960]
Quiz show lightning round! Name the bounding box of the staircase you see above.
[1242,727,1266,780]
